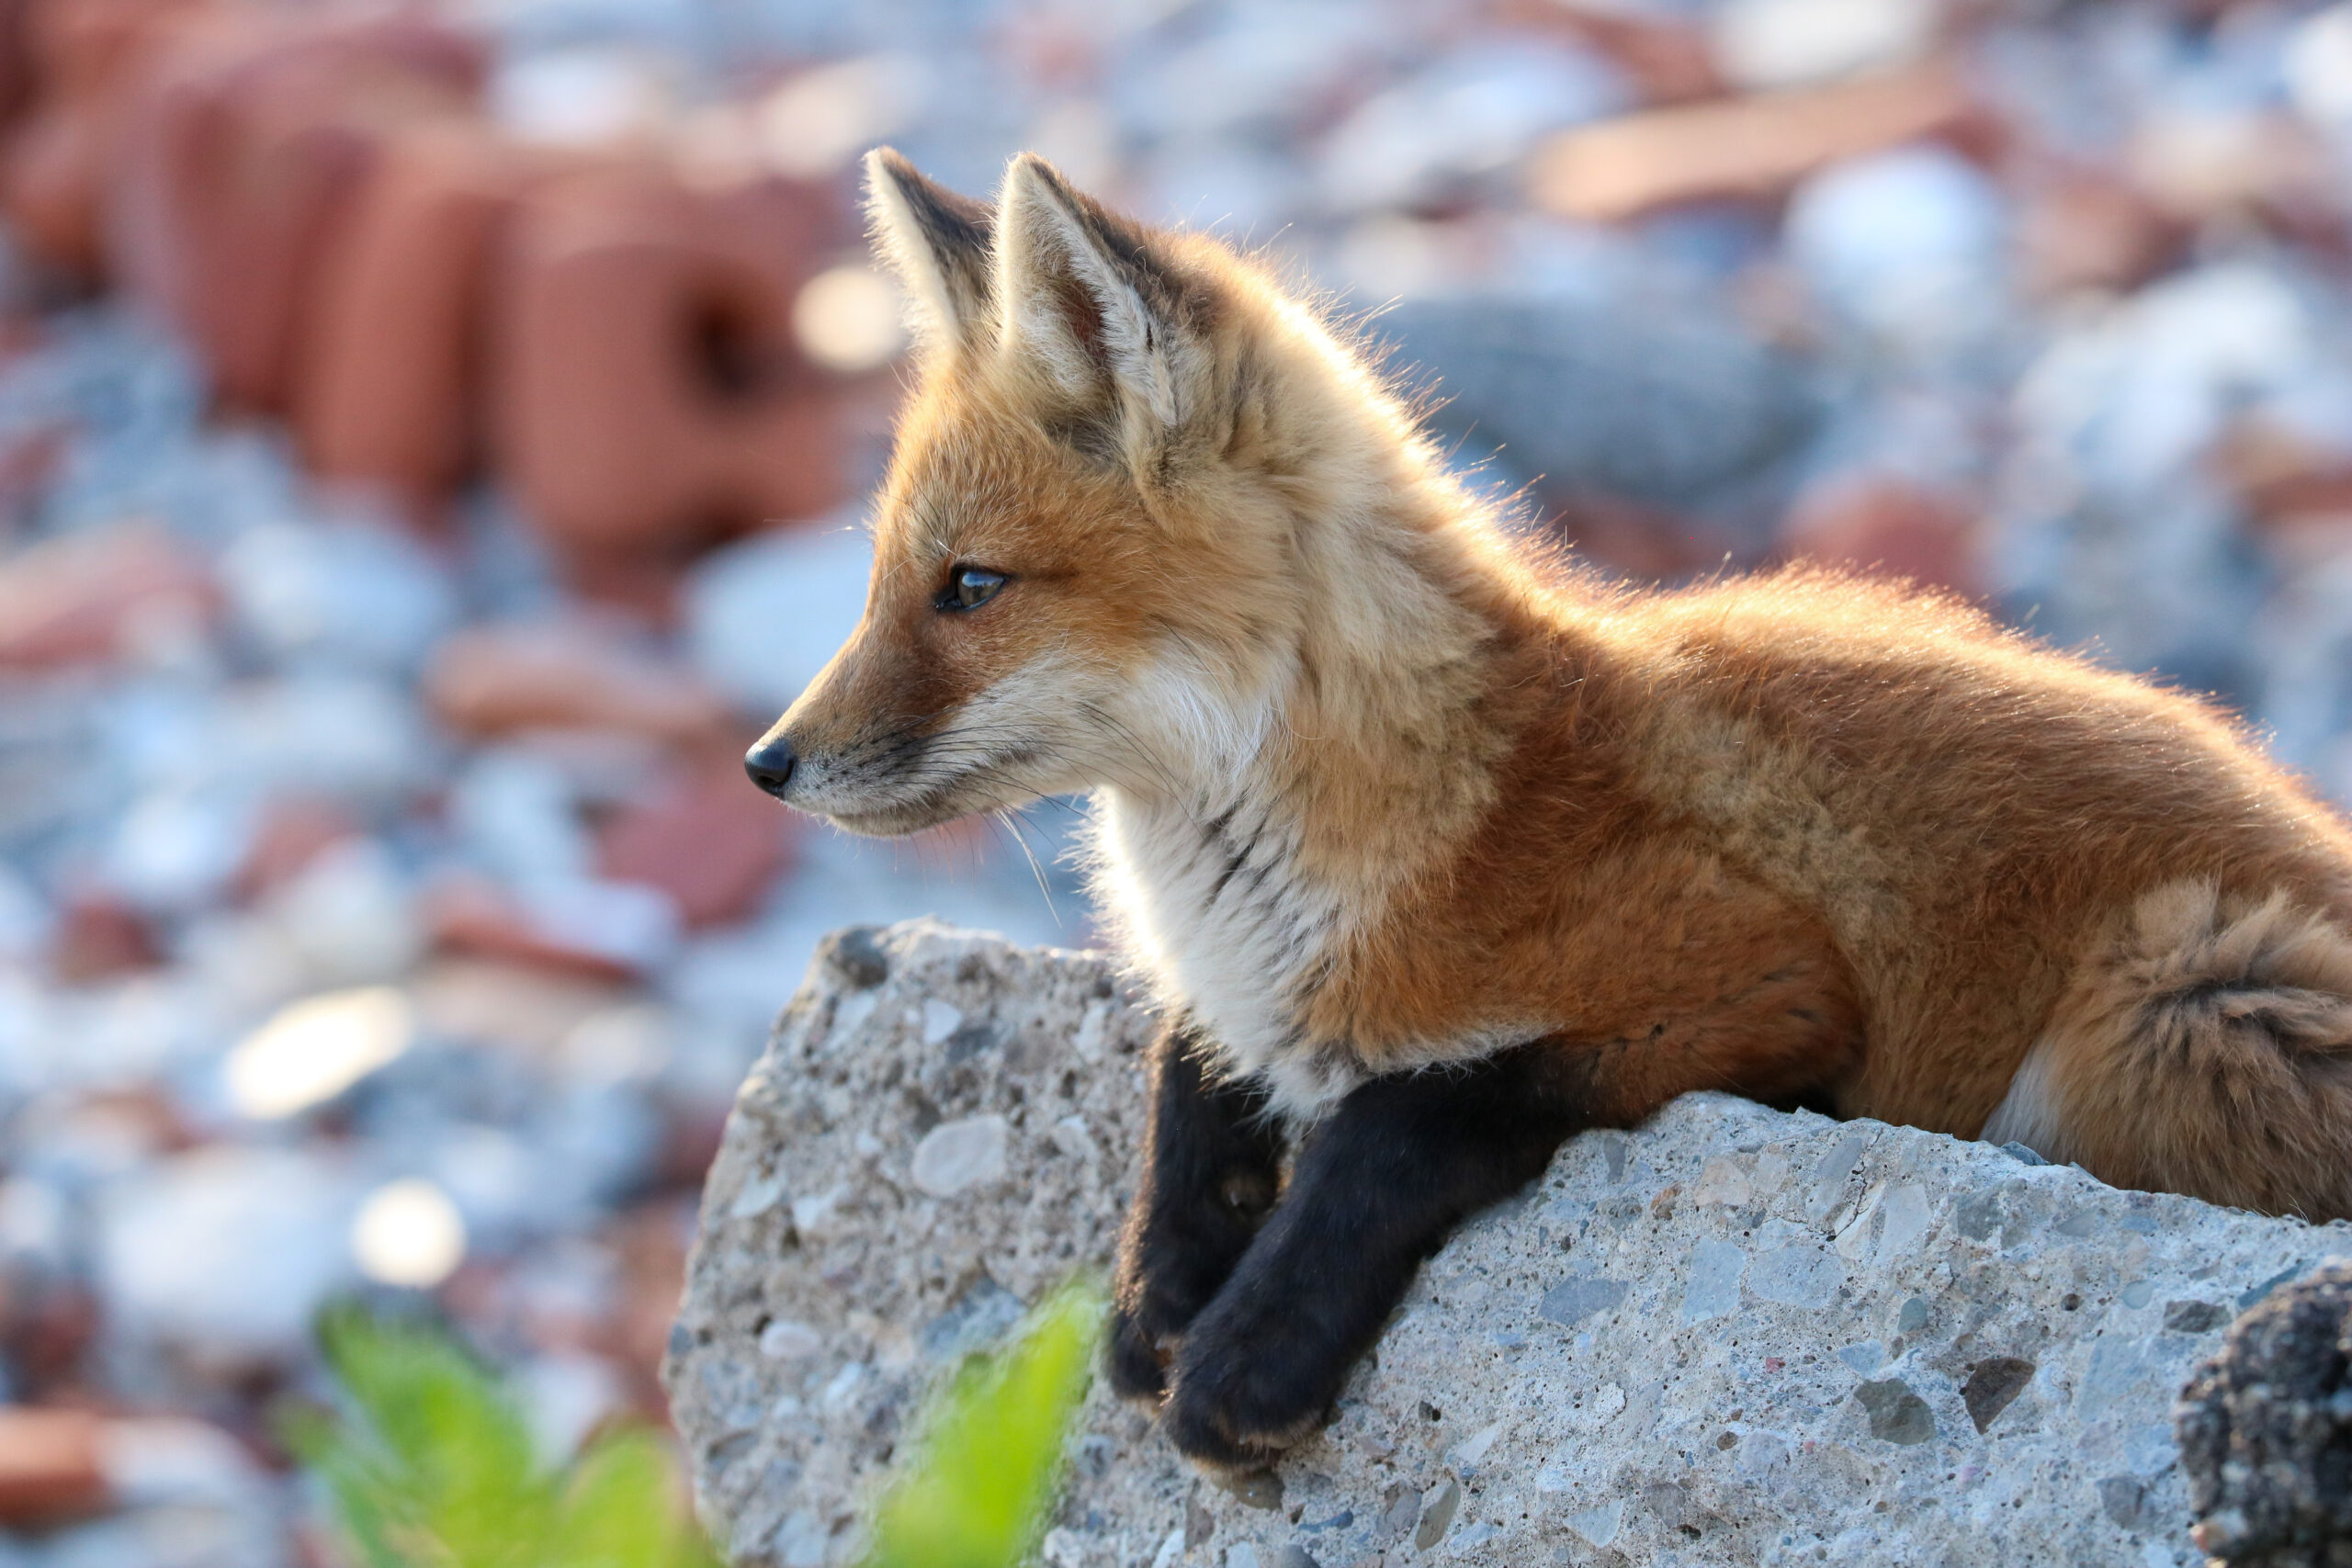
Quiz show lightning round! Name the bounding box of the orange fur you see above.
[759,150,2352,1220]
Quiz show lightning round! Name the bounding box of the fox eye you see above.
[941,566,1007,612]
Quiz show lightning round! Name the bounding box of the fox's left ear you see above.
[993,154,1204,455]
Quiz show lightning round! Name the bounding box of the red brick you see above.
[0,520,213,669]
[1781,474,1980,594]
[422,874,646,985]
[489,158,851,585]
[108,10,484,412]
[2014,164,2185,299]
[231,795,360,902]
[424,617,735,748]
[296,124,598,524]
[0,1407,107,1527]
[1528,62,1978,223]
[0,0,213,281]
[594,758,792,930]
[0,0,40,132]
[1495,0,1724,106]
[48,894,161,984]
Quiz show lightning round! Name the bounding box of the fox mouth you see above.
[821,798,969,838]
[804,737,1051,838]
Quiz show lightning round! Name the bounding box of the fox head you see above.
[745,150,1493,837]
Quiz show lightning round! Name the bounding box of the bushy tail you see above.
[2006,880,2352,1218]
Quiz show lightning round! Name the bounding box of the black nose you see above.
[744,736,797,797]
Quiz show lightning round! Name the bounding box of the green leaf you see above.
[860,1274,1108,1568]
[283,1303,719,1568]
[557,1429,723,1568]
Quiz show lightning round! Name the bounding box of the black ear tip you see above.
[1010,151,1066,189]
[1007,152,1101,220]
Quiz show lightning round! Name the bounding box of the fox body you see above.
[748,149,2352,1467]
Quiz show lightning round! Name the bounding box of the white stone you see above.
[1784,146,2007,351]
[1565,1497,1624,1549]
[2289,6,2352,130]
[909,1114,1008,1197]
[224,987,413,1121]
[1713,0,1939,89]
[758,1320,823,1361]
[265,839,423,986]
[1051,1113,1100,1166]
[350,1178,467,1289]
[1693,1155,1752,1208]
[789,1187,845,1235]
[819,1362,865,1415]
[96,1416,266,1510]
[1072,1002,1111,1062]
[98,1145,357,1359]
[220,516,455,674]
[1448,1419,1505,1471]
[684,525,875,717]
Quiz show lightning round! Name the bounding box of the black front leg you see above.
[1162,1042,1592,1468]
[1107,1020,1289,1402]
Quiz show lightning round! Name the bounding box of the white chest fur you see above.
[1088,789,1365,1119]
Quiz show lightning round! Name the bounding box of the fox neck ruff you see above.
[1086,479,1540,1121]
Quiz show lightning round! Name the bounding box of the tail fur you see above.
[1986,880,2352,1218]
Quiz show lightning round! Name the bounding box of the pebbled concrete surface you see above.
[665,920,2352,1567]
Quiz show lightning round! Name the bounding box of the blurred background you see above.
[0,0,2345,1561]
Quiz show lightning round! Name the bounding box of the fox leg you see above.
[1160,1042,1590,1468]
[1984,880,2352,1219]
[1107,1019,1289,1402]
[1160,954,1862,1468]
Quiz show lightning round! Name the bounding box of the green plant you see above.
[858,1275,1108,1568]
[282,1305,720,1568]
[285,1275,1106,1568]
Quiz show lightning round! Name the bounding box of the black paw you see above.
[1160,1307,1338,1469]
[1105,1300,1174,1403]
[1108,1171,1281,1404]
[1162,1381,1284,1472]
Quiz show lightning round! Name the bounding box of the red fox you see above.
[745,149,2352,1469]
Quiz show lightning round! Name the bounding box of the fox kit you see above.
[747,148,2352,1468]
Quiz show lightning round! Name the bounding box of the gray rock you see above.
[666,921,2352,1567]
[2177,1259,2352,1565]
[1380,297,1824,518]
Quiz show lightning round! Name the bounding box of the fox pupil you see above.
[944,567,1006,611]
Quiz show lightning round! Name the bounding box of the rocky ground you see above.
[669,921,2352,1568]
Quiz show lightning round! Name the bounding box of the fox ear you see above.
[993,153,1192,440]
[864,148,993,352]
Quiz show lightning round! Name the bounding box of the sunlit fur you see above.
[761,149,2352,1219]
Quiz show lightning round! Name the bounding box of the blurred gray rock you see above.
[95,1145,358,1364]
[668,921,2352,1568]
[1784,145,2009,354]
[1314,41,1630,214]
[683,524,874,720]
[1381,297,1824,519]
[1991,263,2318,699]
[219,517,455,675]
